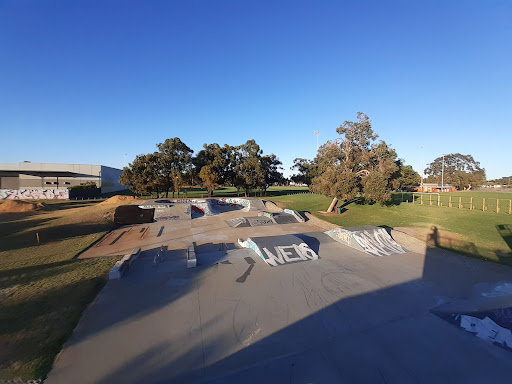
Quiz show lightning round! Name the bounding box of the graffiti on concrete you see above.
[261,243,318,267]
[227,217,248,228]
[456,314,512,351]
[248,217,275,227]
[352,228,405,256]
[327,227,405,257]
[238,238,264,260]
[0,189,69,200]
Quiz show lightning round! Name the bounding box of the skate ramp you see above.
[239,234,318,267]
[114,205,155,225]
[225,216,276,228]
[325,225,406,257]
[140,202,191,221]
[431,281,512,351]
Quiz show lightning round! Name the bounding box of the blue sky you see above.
[1,0,511,179]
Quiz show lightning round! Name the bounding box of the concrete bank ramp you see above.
[325,225,406,257]
[431,281,512,351]
[226,216,276,228]
[239,234,318,267]
[140,202,191,221]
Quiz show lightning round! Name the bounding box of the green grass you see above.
[270,193,512,266]
[0,201,119,380]
[408,191,512,214]
[130,185,310,199]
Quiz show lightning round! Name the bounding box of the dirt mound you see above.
[0,200,45,213]
[98,195,145,206]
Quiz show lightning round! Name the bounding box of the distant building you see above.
[410,183,457,193]
[0,162,125,196]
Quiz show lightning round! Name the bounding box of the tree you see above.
[234,139,265,197]
[119,152,165,197]
[395,160,421,190]
[290,158,317,186]
[424,153,485,190]
[311,112,400,205]
[260,154,285,193]
[157,138,194,197]
[199,165,219,197]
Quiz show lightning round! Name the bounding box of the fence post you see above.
[429,194,432,206]
[509,199,512,215]
[459,196,462,209]
[413,194,415,204]
[421,194,423,205]
[483,197,486,212]
[497,198,500,214]
[470,197,473,210]
[449,195,452,208]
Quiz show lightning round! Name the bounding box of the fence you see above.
[411,193,512,215]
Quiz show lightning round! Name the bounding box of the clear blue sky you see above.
[1,0,510,179]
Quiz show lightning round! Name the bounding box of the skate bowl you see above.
[136,198,258,222]
[431,281,512,351]
[238,234,319,267]
[325,225,406,257]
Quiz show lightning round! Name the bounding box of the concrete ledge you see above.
[283,208,305,222]
[187,244,196,268]
[109,248,142,280]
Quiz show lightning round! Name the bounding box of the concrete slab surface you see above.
[48,229,512,384]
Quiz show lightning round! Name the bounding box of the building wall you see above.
[100,166,124,193]
[0,163,125,196]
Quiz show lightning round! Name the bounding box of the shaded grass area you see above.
[116,185,310,199]
[0,201,119,380]
[270,193,512,266]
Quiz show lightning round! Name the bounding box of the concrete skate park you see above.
[46,197,512,384]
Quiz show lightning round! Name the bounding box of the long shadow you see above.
[0,222,116,252]
[0,273,111,379]
[496,224,512,251]
[76,241,512,384]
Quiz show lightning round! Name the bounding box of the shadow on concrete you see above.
[85,244,512,384]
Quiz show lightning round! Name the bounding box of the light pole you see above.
[420,145,424,192]
[441,154,445,191]
[314,131,320,151]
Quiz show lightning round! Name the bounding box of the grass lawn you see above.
[0,200,120,380]
[122,185,310,199]
[270,193,512,266]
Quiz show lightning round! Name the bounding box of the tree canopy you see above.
[424,153,485,190]
[311,112,402,204]
[120,138,284,197]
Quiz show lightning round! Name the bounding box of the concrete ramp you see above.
[140,202,191,221]
[431,282,512,351]
[325,225,406,257]
[239,234,318,267]
[226,216,276,228]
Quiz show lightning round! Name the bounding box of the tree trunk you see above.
[327,197,338,213]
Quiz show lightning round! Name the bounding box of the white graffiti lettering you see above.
[352,228,405,257]
[0,189,69,200]
[262,242,318,267]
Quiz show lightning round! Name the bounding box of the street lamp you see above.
[314,131,320,151]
